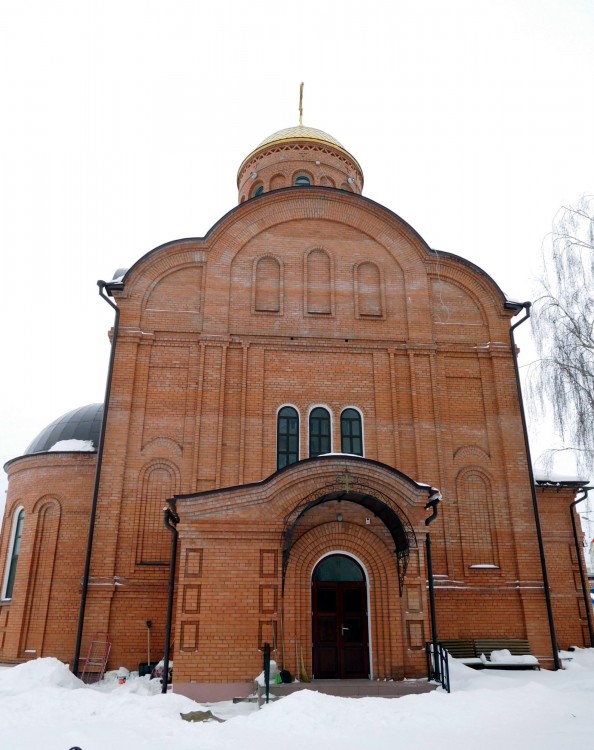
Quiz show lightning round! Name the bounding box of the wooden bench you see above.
[439,638,540,670]
[439,639,475,660]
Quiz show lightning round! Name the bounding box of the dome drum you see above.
[237,126,363,202]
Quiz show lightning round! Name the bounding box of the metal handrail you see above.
[426,642,450,693]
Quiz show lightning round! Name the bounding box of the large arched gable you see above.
[109,189,516,339]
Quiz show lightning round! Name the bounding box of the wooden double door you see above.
[312,555,369,679]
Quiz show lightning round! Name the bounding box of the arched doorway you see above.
[312,554,369,679]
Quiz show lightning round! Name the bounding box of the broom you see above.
[299,644,310,683]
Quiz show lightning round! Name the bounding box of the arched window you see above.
[252,184,264,198]
[341,409,363,456]
[309,407,331,457]
[2,508,25,600]
[294,174,311,186]
[277,406,299,469]
[313,554,364,582]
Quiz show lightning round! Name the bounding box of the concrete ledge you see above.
[172,681,255,702]
[172,678,437,702]
[260,679,437,699]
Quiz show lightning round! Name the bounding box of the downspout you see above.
[72,280,120,675]
[162,499,180,694]
[510,301,561,670]
[570,487,594,647]
[425,489,441,680]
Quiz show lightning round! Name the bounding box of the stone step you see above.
[258,679,437,701]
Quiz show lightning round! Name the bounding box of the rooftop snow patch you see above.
[48,439,95,452]
[534,470,589,485]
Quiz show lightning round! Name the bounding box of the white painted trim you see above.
[311,550,374,680]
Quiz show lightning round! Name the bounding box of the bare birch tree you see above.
[530,195,594,472]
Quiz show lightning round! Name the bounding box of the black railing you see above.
[262,642,271,704]
[426,642,450,693]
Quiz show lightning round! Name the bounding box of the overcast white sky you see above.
[1,0,593,519]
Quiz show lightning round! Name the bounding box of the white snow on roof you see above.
[318,452,362,457]
[48,439,95,452]
[534,469,589,484]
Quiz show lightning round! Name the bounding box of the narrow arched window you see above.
[277,407,299,469]
[2,508,25,600]
[252,184,264,198]
[341,409,363,456]
[309,407,331,457]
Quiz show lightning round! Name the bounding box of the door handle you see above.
[341,625,349,634]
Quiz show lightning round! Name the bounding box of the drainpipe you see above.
[72,281,120,675]
[510,302,561,670]
[570,487,594,647]
[162,499,179,694]
[425,489,441,681]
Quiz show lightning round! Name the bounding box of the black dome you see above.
[25,403,103,455]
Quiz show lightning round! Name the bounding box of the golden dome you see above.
[257,125,345,149]
[238,124,362,187]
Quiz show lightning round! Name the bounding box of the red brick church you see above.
[1,116,590,698]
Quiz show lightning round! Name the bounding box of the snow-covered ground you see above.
[2,652,594,750]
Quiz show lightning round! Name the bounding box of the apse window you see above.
[277,406,299,469]
[294,174,311,186]
[2,507,24,600]
[341,408,363,456]
[309,407,331,457]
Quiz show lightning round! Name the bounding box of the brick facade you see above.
[0,123,591,695]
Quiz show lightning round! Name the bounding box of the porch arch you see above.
[281,480,417,595]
